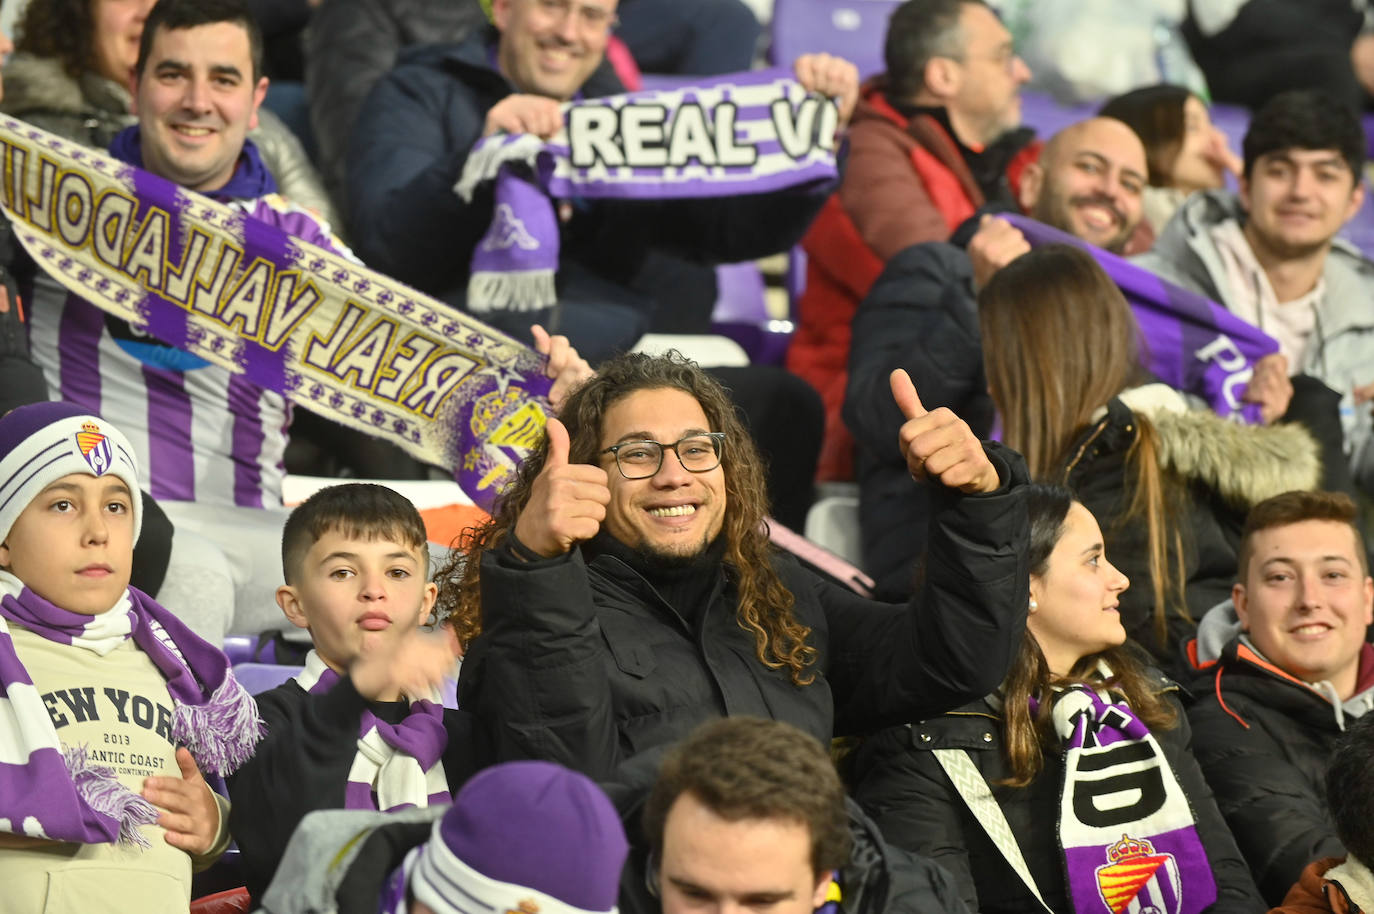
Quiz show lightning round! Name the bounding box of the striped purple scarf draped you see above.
[0,571,260,846]
[294,651,449,811]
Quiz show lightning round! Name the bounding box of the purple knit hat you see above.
[0,402,142,544]
[410,760,628,914]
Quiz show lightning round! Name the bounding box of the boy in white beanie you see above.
[0,401,260,913]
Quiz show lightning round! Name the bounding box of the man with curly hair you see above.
[445,351,1031,792]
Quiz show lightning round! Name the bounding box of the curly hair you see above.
[16,0,96,79]
[436,351,818,684]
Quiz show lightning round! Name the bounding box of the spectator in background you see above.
[1271,712,1374,914]
[1184,0,1374,112]
[0,0,338,227]
[1100,84,1243,235]
[788,0,1037,481]
[977,245,1321,671]
[307,0,761,221]
[850,484,1263,914]
[346,0,853,360]
[1137,90,1374,496]
[1185,490,1374,906]
[843,116,1146,600]
[634,717,967,914]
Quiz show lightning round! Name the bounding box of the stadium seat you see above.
[769,0,901,78]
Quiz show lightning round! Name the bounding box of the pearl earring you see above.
[1029,599,1038,612]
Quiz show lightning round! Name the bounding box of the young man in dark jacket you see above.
[1186,490,1374,906]
[344,0,858,361]
[448,350,1030,792]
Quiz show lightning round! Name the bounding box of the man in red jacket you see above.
[787,0,1037,480]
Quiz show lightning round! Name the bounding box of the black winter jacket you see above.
[346,33,832,352]
[458,444,1030,785]
[850,682,1265,914]
[843,230,993,601]
[227,675,489,905]
[1186,627,1374,906]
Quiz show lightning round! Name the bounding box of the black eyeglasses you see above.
[600,433,726,479]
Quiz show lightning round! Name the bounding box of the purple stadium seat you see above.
[769,0,901,78]
[232,662,302,695]
[711,261,792,364]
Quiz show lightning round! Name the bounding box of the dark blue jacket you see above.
[345,32,833,322]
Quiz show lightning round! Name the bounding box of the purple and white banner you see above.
[457,68,841,312]
[1004,214,1279,424]
[0,115,551,511]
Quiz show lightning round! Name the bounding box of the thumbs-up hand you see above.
[891,369,1000,494]
[512,416,612,557]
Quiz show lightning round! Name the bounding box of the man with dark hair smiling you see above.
[1139,89,1374,493]
[445,351,1030,798]
[25,0,353,640]
[1185,489,1374,905]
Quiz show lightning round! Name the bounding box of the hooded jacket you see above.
[787,79,1037,481]
[1135,189,1374,492]
[1184,599,1374,906]
[0,52,340,230]
[1273,856,1374,914]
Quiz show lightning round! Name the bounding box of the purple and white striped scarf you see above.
[293,651,449,812]
[1052,685,1217,914]
[455,68,841,312]
[0,570,260,847]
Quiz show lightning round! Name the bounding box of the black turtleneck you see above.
[583,531,729,631]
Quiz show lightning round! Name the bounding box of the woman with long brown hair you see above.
[851,484,1262,913]
[979,243,1320,670]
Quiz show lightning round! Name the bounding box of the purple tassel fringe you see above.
[65,744,158,848]
[172,670,263,775]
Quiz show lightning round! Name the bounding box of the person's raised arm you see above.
[827,370,1029,730]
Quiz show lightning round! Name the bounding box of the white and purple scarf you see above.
[0,571,261,847]
[1052,686,1217,914]
[293,651,449,812]
[455,68,840,313]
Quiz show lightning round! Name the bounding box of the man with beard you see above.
[843,116,1149,598]
[1138,90,1374,495]
[446,350,1031,789]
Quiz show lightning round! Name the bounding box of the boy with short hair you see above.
[227,482,477,904]
[0,401,259,913]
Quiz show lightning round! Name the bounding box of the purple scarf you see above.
[0,572,261,847]
[1052,686,1217,914]
[455,68,841,312]
[1004,213,1279,423]
[294,651,449,812]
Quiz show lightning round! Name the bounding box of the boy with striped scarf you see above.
[227,483,477,905]
[0,402,260,913]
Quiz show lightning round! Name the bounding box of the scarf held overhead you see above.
[455,68,842,312]
[1052,686,1217,914]
[1004,213,1279,424]
[0,115,552,511]
[0,570,260,847]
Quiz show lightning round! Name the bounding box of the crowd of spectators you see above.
[1,0,1373,912]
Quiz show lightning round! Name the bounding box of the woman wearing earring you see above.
[851,485,1263,914]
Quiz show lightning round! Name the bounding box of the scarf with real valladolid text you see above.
[0,570,261,847]
[0,115,553,512]
[1050,685,1217,914]
[293,650,449,812]
[455,68,840,312]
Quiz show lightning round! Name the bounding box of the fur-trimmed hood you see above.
[1124,384,1323,508]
